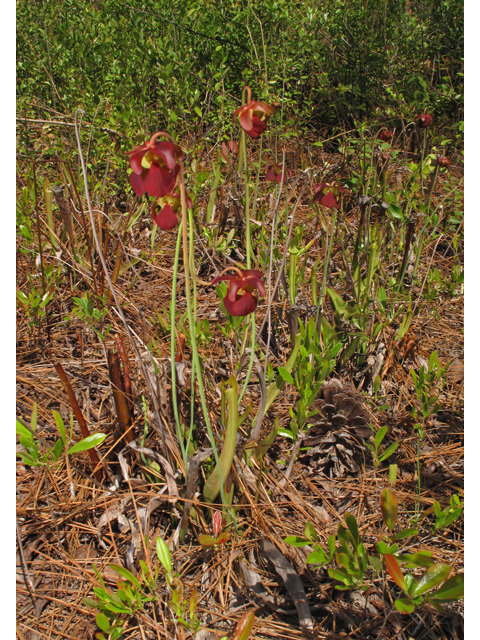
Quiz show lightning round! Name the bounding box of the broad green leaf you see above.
[306,549,328,564]
[16,420,34,443]
[231,611,255,640]
[394,598,415,613]
[430,573,464,601]
[336,553,356,574]
[50,438,64,463]
[376,540,388,555]
[198,534,216,547]
[410,563,451,598]
[278,366,294,385]
[345,513,359,546]
[284,536,310,547]
[389,464,398,484]
[396,552,434,568]
[217,531,230,545]
[156,537,172,574]
[380,487,398,531]
[369,555,383,572]
[52,410,66,444]
[68,433,106,454]
[392,528,418,541]
[379,441,399,461]
[375,426,387,449]
[304,520,318,543]
[108,564,142,590]
[96,613,112,632]
[385,554,407,593]
[328,536,336,557]
[328,567,351,584]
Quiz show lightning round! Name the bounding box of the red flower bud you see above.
[415,113,433,128]
[379,130,394,142]
[436,155,451,169]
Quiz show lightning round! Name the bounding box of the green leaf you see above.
[380,488,398,531]
[68,433,106,454]
[96,612,112,632]
[16,420,34,443]
[284,536,310,547]
[306,549,328,564]
[108,564,142,590]
[394,597,415,613]
[50,438,64,463]
[156,537,172,574]
[395,552,434,568]
[194,106,202,118]
[379,441,399,461]
[278,367,294,385]
[392,528,418,541]
[410,563,451,598]
[388,203,403,219]
[345,512,359,547]
[385,554,407,593]
[52,410,66,444]
[430,573,464,601]
[304,521,318,543]
[369,555,383,572]
[328,535,336,558]
[375,426,387,449]
[231,611,255,640]
[389,464,398,484]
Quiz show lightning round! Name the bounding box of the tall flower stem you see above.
[315,205,338,328]
[178,160,226,506]
[170,222,188,474]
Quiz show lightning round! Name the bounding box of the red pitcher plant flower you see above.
[211,268,266,316]
[379,129,394,142]
[265,163,292,184]
[151,192,193,230]
[436,155,451,169]
[415,113,433,129]
[127,132,183,198]
[312,183,347,210]
[234,86,276,139]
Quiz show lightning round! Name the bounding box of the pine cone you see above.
[300,379,371,478]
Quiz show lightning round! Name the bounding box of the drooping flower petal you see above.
[152,203,179,230]
[223,291,258,316]
[143,163,177,198]
[128,148,148,175]
[211,269,265,317]
[129,170,146,196]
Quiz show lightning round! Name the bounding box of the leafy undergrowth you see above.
[16,115,463,640]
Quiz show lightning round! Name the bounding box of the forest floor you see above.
[16,131,464,640]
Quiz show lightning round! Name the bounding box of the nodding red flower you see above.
[312,183,347,210]
[234,86,275,139]
[437,155,451,169]
[379,130,394,142]
[415,113,433,129]
[127,132,183,198]
[211,268,266,317]
[265,163,292,184]
[151,193,192,230]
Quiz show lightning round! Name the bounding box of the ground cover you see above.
[16,105,464,639]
